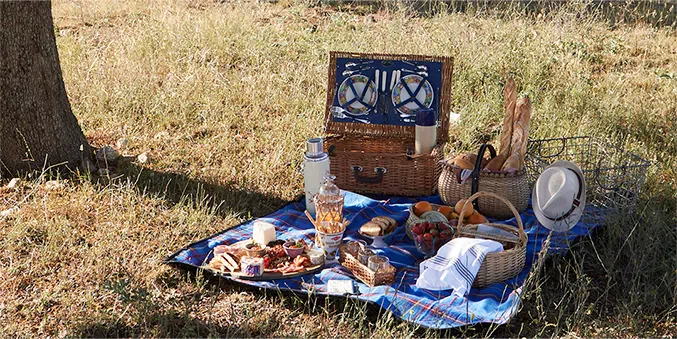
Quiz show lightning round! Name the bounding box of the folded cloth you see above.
[416,238,503,295]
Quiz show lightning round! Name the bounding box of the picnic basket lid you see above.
[324,51,453,142]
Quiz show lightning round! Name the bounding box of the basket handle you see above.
[470,144,496,211]
[352,165,386,184]
[457,191,526,241]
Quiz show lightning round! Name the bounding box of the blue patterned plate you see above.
[337,74,377,115]
[391,74,434,115]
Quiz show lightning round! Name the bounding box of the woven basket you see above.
[338,244,395,287]
[455,191,527,288]
[325,135,444,196]
[405,203,459,240]
[438,144,530,219]
[323,51,453,197]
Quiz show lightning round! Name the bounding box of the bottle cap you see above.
[415,108,435,127]
[305,138,325,158]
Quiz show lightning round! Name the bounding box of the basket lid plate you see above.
[324,51,453,142]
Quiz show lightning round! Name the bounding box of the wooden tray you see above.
[223,263,324,281]
[205,239,324,281]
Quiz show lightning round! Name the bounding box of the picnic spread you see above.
[164,52,650,329]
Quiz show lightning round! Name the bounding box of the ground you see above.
[0,0,675,337]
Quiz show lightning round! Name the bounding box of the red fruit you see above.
[438,233,448,241]
[423,233,433,242]
[412,226,422,235]
[429,229,439,236]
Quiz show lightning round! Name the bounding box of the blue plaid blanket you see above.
[165,191,602,329]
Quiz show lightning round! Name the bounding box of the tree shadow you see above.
[113,161,295,220]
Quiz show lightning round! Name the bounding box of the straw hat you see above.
[532,161,586,232]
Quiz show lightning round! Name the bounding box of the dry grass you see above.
[0,0,675,337]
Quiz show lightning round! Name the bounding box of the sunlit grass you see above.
[0,0,675,336]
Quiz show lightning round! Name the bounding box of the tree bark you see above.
[0,0,92,176]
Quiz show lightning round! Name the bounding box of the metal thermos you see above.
[303,138,330,216]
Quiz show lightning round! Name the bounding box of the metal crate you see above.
[526,136,651,220]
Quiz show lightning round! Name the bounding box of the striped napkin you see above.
[416,238,503,296]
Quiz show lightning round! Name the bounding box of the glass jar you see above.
[315,175,344,227]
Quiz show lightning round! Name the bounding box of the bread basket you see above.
[439,144,530,219]
[454,191,527,287]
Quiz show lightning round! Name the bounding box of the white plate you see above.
[337,74,377,115]
[391,74,434,115]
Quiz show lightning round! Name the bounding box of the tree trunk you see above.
[0,0,91,176]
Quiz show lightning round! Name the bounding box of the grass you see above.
[1,0,676,337]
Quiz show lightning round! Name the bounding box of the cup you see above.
[345,240,367,255]
[358,249,374,265]
[316,229,345,260]
[368,255,390,272]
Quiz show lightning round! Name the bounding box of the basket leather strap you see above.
[470,144,496,211]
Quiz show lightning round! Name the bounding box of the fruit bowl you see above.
[408,221,455,257]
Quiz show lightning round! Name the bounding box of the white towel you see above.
[416,238,503,296]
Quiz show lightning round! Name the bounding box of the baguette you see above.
[506,97,532,170]
[501,153,521,172]
[499,79,517,157]
[514,97,532,161]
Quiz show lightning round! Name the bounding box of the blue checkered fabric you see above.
[165,191,602,329]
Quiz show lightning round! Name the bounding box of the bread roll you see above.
[499,79,517,157]
[452,158,474,170]
[484,153,507,171]
[453,153,477,166]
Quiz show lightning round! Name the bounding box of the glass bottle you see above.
[315,175,344,227]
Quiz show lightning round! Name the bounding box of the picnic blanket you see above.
[165,191,603,329]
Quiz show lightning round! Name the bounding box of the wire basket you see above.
[525,136,650,221]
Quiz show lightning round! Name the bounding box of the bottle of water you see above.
[303,138,330,216]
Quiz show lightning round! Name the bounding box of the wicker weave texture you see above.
[325,136,444,196]
[438,161,530,219]
[455,192,527,288]
[338,244,395,287]
[405,203,443,240]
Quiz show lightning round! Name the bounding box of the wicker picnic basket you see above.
[338,244,396,287]
[324,51,454,196]
[455,191,527,288]
[439,144,530,219]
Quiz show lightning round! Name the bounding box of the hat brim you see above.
[532,160,587,232]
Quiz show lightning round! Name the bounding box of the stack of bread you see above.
[359,216,398,237]
[447,79,532,172]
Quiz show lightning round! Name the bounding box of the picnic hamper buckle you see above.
[352,166,386,184]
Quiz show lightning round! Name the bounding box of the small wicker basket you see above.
[338,244,395,287]
[405,203,443,239]
[455,191,527,287]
